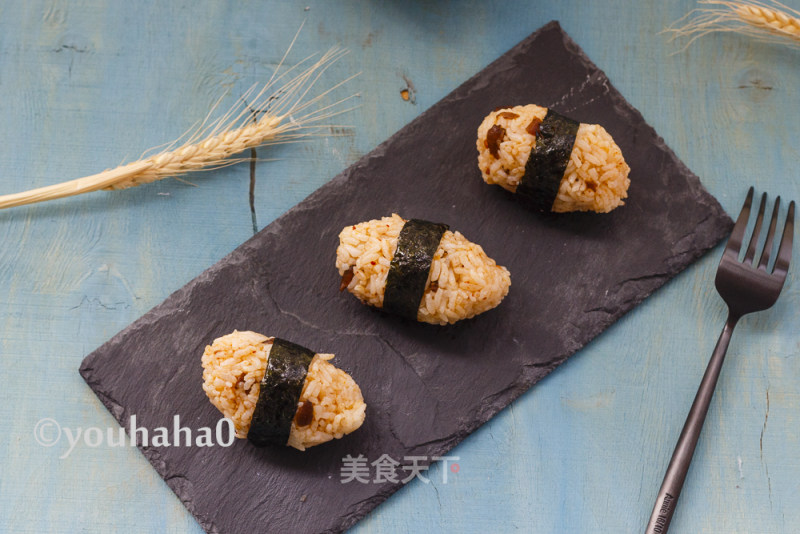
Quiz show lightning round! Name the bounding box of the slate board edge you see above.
[78,21,733,534]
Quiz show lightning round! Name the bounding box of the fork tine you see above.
[725,186,754,258]
[772,201,795,279]
[744,192,768,263]
[757,197,781,269]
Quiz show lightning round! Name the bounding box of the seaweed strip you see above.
[383,219,448,320]
[247,338,314,447]
[516,109,579,212]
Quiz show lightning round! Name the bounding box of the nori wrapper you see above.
[383,219,449,320]
[247,338,315,447]
[516,109,579,212]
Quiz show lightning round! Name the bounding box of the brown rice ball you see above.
[477,104,630,213]
[201,330,366,451]
[336,214,511,325]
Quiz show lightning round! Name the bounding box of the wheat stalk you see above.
[0,35,359,210]
[665,0,800,51]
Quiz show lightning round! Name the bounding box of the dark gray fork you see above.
[644,187,794,534]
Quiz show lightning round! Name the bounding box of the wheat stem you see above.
[665,0,800,51]
[0,40,357,211]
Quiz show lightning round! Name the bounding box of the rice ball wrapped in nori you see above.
[201,330,366,451]
[336,214,511,325]
[476,104,630,213]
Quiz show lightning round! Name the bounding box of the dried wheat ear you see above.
[0,41,358,211]
[665,1,800,51]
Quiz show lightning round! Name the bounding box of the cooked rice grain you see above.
[201,330,366,450]
[336,214,511,325]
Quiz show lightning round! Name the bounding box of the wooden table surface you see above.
[1,1,798,532]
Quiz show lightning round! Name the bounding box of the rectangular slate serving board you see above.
[80,22,732,534]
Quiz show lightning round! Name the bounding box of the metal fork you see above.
[644,187,795,534]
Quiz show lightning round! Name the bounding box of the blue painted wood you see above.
[0,0,798,532]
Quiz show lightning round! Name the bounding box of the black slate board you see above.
[80,22,732,534]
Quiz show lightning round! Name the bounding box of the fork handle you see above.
[644,315,739,534]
